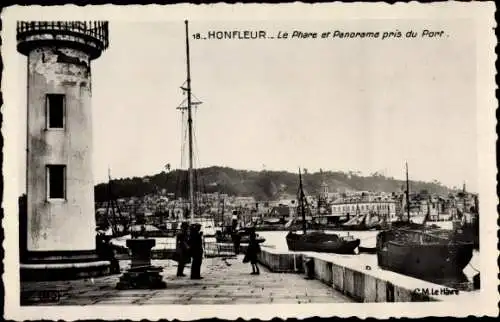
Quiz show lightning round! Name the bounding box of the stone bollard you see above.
[127,239,155,268]
[116,238,167,290]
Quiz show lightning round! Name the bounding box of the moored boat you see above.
[376,228,474,278]
[376,163,474,280]
[286,230,360,254]
[285,168,361,254]
[455,222,479,250]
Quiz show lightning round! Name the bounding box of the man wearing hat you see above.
[175,222,190,277]
[188,223,204,279]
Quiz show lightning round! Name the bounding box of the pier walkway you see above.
[21,255,354,305]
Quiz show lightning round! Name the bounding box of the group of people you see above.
[175,222,204,279]
[176,221,263,278]
[97,219,262,279]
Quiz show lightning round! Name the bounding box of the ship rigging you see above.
[176,20,204,222]
[174,21,216,236]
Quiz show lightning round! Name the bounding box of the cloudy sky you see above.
[15,19,478,191]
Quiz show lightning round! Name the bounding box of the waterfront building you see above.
[330,198,398,221]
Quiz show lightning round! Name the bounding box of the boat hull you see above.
[455,224,479,250]
[254,223,380,232]
[376,230,474,279]
[286,232,360,254]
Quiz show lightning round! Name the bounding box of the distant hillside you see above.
[94,166,455,202]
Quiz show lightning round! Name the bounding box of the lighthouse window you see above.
[47,165,66,199]
[46,94,65,129]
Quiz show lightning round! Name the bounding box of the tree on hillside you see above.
[256,174,276,200]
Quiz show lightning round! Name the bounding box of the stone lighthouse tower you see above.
[17,21,110,280]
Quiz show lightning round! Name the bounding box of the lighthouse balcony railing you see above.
[17,21,109,49]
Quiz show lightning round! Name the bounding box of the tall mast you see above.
[185,20,195,222]
[106,167,115,234]
[461,181,467,215]
[318,168,326,216]
[220,193,225,225]
[298,168,307,234]
[405,162,410,221]
[106,167,119,235]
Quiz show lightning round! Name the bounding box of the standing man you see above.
[175,222,190,277]
[96,233,120,274]
[231,212,241,254]
[189,223,204,279]
[232,230,241,255]
[231,212,239,231]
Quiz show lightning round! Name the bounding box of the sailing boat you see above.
[286,168,360,254]
[376,163,474,279]
[99,168,130,237]
[176,20,216,237]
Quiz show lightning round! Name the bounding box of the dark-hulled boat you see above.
[358,220,426,254]
[376,163,474,280]
[456,221,479,250]
[285,168,361,254]
[377,228,474,278]
[286,230,360,254]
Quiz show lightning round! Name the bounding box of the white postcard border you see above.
[2,2,498,320]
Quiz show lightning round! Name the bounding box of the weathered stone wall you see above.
[258,248,449,303]
[258,247,303,273]
[26,46,96,251]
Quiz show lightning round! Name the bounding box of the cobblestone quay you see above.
[21,255,353,305]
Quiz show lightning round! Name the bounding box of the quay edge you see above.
[257,247,476,303]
